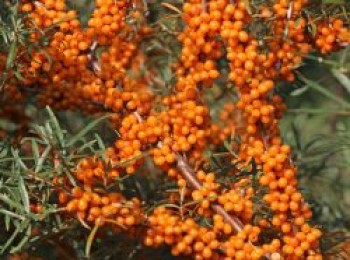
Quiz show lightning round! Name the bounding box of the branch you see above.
[88,42,271,259]
[175,153,244,231]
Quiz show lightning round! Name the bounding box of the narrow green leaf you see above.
[85,224,99,258]
[31,139,39,165]
[11,149,28,170]
[309,22,317,37]
[6,42,16,69]
[159,204,181,209]
[95,134,106,152]
[5,213,11,231]
[44,121,53,138]
[11,225,32,253]
[291,122,302,151]
[224,140,236,156]
[0,147,8,158]
[14,71,25,81]
[35,145,51,173]
[0,194,23,213]
[95,134,106,160]
[183,195,217,207]
[290,86,309,96]
[298,73,350,109]
[322,0,345,3]
[76,140,97,154]
[65,171,77,187]
[112,152,147,168]
[332,69,350,94]
[67,115,109,147]
[18,177,30,214]
[294,17,302,28]
[0,194,36,219]
[0,209,26,220]
[0,220,29,254]
[287,108,350,114]
[46,106,64,146]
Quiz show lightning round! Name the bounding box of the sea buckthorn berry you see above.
[11,0,342,259]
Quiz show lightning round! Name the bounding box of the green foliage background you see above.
[0,0,349,259]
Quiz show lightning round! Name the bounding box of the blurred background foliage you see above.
[0,0,350,259]
[280,48,350,231]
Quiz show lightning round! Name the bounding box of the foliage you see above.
[0,107,110,254]
[0,0,349,259]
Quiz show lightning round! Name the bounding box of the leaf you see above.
[297,72,350,109]
[111,152,147,168]
[31,139,39,165]
[183,195,217,207]
[0,146,8,158]
[309,22,317,37]
[159,203,180,209]
[11,149,28,170]
[95,134,106,152]
[14,71,25,81]
[0,220,28,254]
[44,121,53,138]
[6,42,16,70]
[5,213,11,231]
[291,122,302,151]
[223,140,236,156]
[322,0,345,3]
[290,86,309,96]
[161,3,182,14]
[65,171,77,187]
[76,140,97,154]
[0,209,25,220]
[85,224,99,258]
[18,176,30,214]
[332,69,350,94]
[94,134,106,160]
[287,108,345,114]
[46,106,64,147]
[294,17,302,28]
[10,225,32,253]
[66,115,109,147]
[0,194,25,214]
[30,125,47,143]
[35,145,51,173]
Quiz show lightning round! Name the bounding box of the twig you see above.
[133,111,247,233]
[175,153,244,231]
[88,41,271,259]
[201,0,207,13]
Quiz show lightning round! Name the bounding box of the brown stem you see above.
[201,0,207,13]
[175,151,272,259]
[211,205,244,231]
[89,46,271,258]
[175,153,244,232]
[132,110,246,233]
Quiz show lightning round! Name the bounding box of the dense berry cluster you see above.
[315,19,349,54]
[1,0,349,258]
[88,0,127,43]
[145,207,282,259]
[62,157,144,228]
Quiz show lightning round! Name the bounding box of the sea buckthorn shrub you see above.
[0,0,349,258]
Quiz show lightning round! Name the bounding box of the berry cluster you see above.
[63,157,144,228]
[1,0,348,258]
